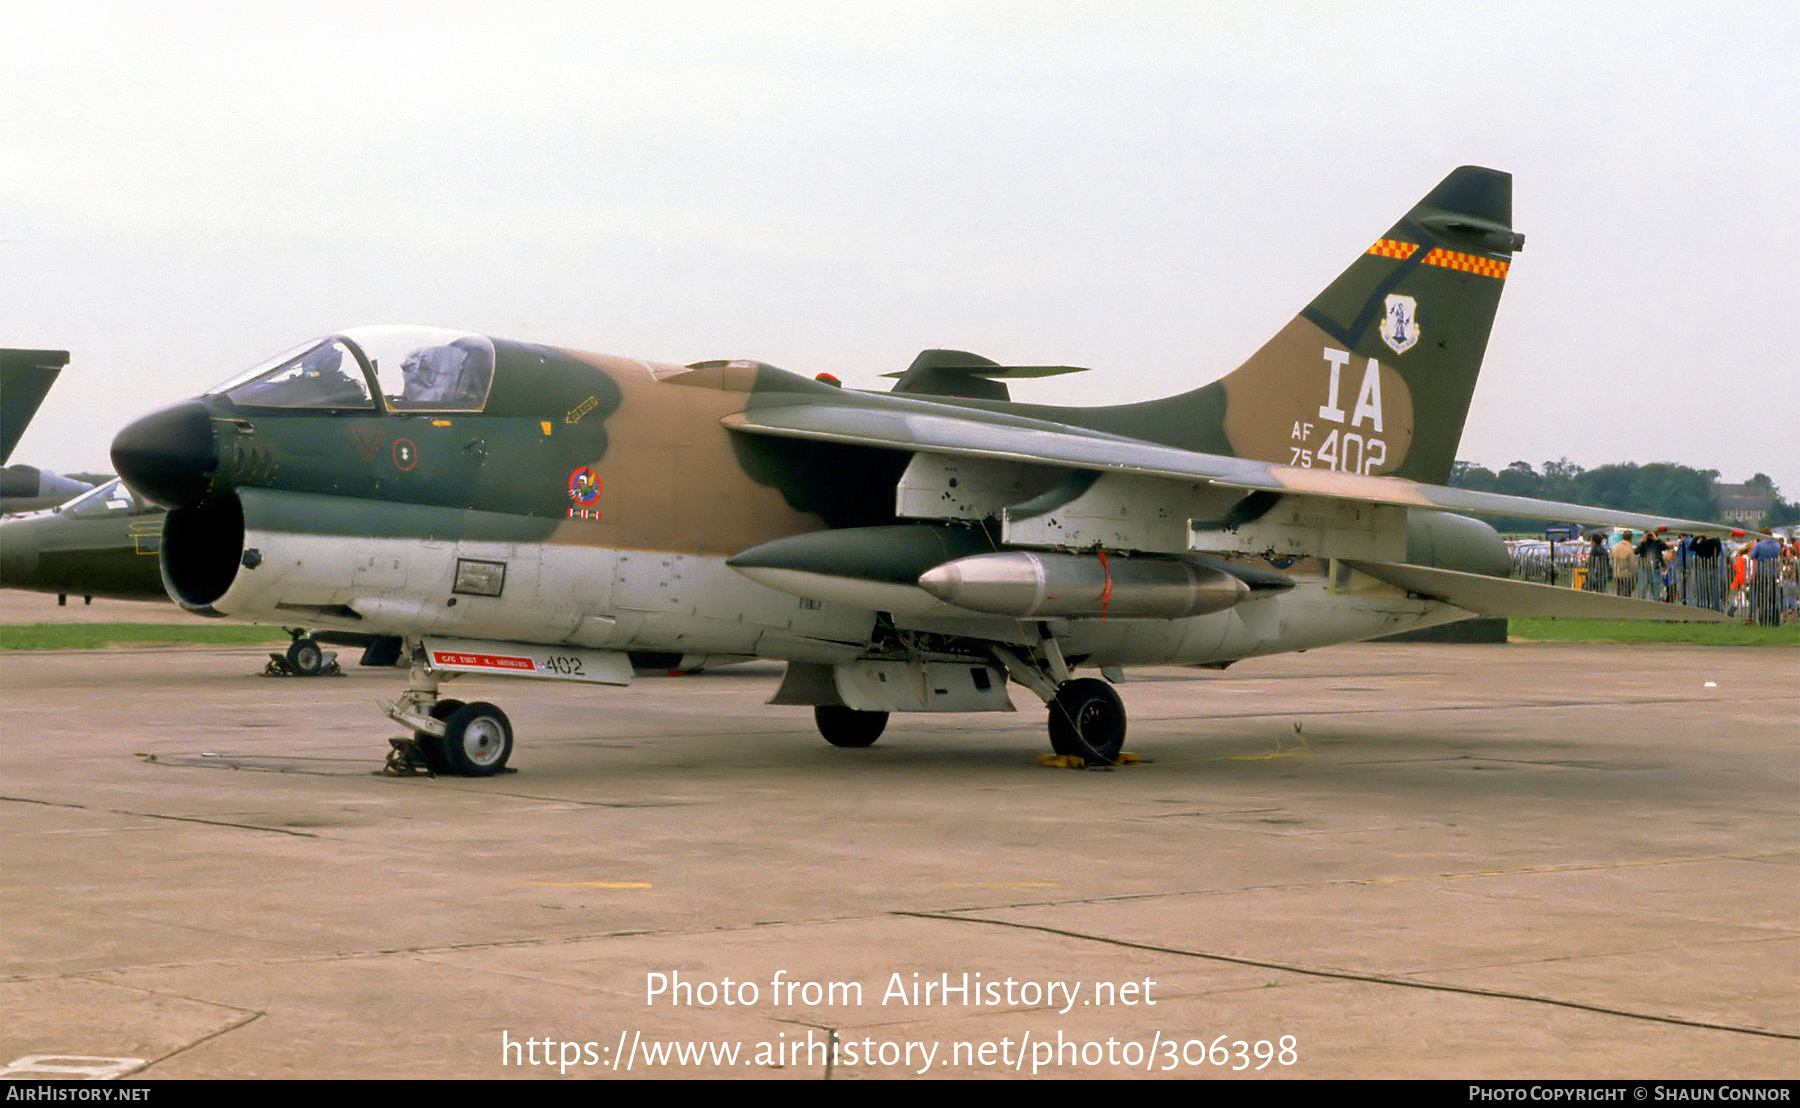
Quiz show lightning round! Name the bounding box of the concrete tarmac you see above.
[1,631,1794,1079]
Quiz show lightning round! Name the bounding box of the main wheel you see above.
[1047,678,1126,765]
[286,636,324,677]
[440,701,513,776]
[814,706,888,748]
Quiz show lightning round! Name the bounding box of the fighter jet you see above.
[109,166,1739,776]
[0,477,167,603]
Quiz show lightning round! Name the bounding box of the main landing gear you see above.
[381,646,514,777]
[803,627,1130,765]
[814,706,888,748]
[1045,677,1127,764]
[995,629,1127,766]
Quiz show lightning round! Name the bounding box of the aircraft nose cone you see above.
[111,401,218,509]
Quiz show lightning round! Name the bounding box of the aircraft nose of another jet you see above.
[111,401,218,509]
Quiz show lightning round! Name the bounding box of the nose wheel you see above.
[409,699,465,774]
[382,646,514,776]
[437,701,514,776]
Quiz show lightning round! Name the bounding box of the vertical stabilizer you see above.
[1,349,72,465]
[1215,166,1520,484]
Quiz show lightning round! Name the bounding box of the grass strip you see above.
[0,623,289,650]
[1508,617,1799,646]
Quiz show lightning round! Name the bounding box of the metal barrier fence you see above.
[1506,542,1797,625]
[1507,541,1586,588]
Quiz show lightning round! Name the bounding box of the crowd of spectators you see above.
[1570,530,1797,626]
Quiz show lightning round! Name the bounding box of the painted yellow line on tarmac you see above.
[1220,748,1312,762]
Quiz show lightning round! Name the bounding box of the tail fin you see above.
[1,349,71,465]
[1215,166,1520,484]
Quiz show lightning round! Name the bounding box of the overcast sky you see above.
[5,1,1795,496]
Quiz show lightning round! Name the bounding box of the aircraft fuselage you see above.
[117,332,1466,682]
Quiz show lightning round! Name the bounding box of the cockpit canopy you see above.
[59,476,156,518]
[210,326,496,413]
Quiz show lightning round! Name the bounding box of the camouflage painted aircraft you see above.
[0,477,381,674]
[109,166,1738,776]
[0,476,167,602]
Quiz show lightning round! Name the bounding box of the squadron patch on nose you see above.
[567,467,602,520]
[1380,294,1419,355]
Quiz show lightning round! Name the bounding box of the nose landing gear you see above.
[381,645,514,777]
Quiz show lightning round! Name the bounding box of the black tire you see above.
[1047,678,1126,765]
[285,636,324,677]
[413,699,466,775]
[814,706,888,748]
[440,701,513,777]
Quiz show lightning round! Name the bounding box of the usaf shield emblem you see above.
[1380,294,1420,355]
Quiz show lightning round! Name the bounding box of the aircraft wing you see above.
[1344,561,1728,622]
[721,402,1749,538]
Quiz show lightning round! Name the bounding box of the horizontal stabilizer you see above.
[884,349,1088,401]
[1345,561,1728,622]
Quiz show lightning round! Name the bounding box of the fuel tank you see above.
[917,550,1250,620]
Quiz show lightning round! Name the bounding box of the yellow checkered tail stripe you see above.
[1365,239,1510,279]
[1422,247,1510,278]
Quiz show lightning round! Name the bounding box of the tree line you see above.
[1449,460,1799,534]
